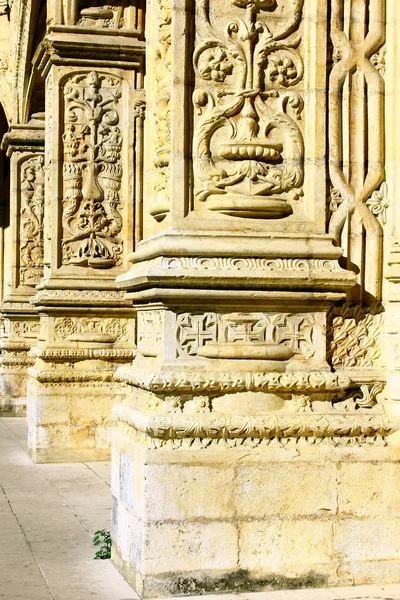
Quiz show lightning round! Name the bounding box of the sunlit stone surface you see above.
[0,0,400,596]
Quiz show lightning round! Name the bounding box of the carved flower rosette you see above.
[193,0,304,219]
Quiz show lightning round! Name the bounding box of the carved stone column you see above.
[26,4,145,462]
[0,121,44,415]
[110,0,400,595]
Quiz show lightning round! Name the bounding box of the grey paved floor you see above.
[1,417,400,600]
[0,417,137,600]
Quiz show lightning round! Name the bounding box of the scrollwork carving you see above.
[193,0,304,218]
[61,71,123,268]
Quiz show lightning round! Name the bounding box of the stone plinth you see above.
[111,413,400,597]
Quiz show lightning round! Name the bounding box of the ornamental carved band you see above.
[19,156,44,286]
[193,0,304,219]
[61,71,123,268]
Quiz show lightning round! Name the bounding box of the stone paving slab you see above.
[1,417,400,600]
[0,417,138,600]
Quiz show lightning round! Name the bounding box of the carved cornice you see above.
[34,31,145,77]
[1,124,44,156]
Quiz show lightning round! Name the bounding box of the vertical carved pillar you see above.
[0,123,44,415]
[26,4,145,462]
[111,0,400,595]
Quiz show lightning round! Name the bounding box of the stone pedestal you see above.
[111,0,400,595]
[25,13,145,461]
[111,436,400,597]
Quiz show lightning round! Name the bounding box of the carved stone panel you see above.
[137,310,163,357]
[61,71,124,269]
[19,156,44,287]
[192,0,305,219]
[175,311,325,360]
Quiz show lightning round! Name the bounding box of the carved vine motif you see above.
[19,156,44,286]
[327,304,384,369]
[176,312,320,359]
[193,0,304,218]
[61,71,123,268]
[54,317,129,343]
[150,0,171,221]
[328,0,385,301]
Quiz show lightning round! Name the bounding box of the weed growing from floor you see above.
[93,529,111,559]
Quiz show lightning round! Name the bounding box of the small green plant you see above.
[93,529,111,559]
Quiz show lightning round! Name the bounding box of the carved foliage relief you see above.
[61,71,124,268]
[19,156,44,286]
[193,0,305,219]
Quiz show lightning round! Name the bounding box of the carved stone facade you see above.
[0,0,400,596]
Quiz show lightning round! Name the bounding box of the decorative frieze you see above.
[114,404,399,449]
[118,366,351,395]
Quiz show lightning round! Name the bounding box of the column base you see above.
[27,363,132,462]
[111,410,400,598]
[0,342,35,416]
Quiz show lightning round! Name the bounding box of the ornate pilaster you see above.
[111,0,400,595]
[0,122,44,415]
[25,5,145,462]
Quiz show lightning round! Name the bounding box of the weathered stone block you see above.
[236,462,337,518]
[337,462,400,517]
[239,519,334,573]
[144,464,235,521]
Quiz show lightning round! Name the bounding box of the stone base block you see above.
[111,426,400,597]
[0,370,29,416]
[27,379,130,462]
